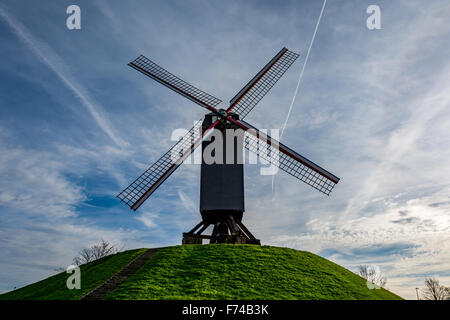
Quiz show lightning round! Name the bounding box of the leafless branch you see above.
[72,239,124,266]
[358,264,387,288]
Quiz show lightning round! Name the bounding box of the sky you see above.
[0,0,449,300]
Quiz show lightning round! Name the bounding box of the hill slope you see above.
[0,245,402,300]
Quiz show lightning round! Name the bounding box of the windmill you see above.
[117,48,340,245]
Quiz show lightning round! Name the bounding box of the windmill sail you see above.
[117,119,220,210]
[230,118,339,195]
[226,48,300,119]
[129,55,222,113]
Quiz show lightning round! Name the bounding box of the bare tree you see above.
[91,239,122,260]
[73,239,124,266]
[73,248,94,266]
[358,265,387,288]
[420,277,449,300]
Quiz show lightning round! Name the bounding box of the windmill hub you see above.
[217,109,228,121]
[117,47,340,246]
[218,109,228,117]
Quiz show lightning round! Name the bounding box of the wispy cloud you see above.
[0,137,84,218]
[177,189,198,217]
[136,211,159,228]
[0,6,128,148]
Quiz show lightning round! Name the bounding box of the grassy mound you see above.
[0,245,402,300]
[108,245,401,300]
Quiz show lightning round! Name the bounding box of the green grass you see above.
[0,245,402,300]
[107,245,402,300]
[0,248,146,300]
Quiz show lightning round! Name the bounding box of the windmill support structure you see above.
[182,212,260,245]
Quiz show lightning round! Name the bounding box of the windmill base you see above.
[182,233,261,245]
[182,212,260,245]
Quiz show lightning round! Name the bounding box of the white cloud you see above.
[136,211,159,228]
[0,141,85,219]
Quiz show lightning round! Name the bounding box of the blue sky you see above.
[1,0,449,299]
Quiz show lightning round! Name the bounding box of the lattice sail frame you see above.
[118,47,339,211]
[236,119,339,195]
[129,55,222,112]
[117,119,217,210]
[227,48,300,119]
